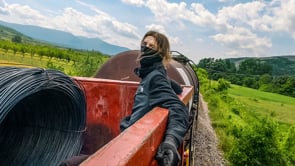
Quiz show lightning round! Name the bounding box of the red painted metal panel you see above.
[81,107,168,166]
[74,76,193,165]
[74,77,139,154]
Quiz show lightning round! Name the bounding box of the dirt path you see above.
[192,94,227,166]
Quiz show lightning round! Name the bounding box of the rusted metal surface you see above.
[81,107,168,166]
[74,76,193,165]
[74,77,139,155]
[95,50,198,112]
[95,50,196,87]
[95,50,141,81]
[75,76,193,165]
[75,52,195,165]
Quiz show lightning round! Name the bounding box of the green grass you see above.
[0,50,76,75]
[229,84,295,125]
[0,48,109,77]
[196,68,295,165]
[200,78,295,164]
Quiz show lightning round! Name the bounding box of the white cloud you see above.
[0,1,141,49]
[72,1,141,46]
[138,1,276,56]
[146,0,190,23]
[218,1,265,22]
[122,0,277,58]
[211,27,272,57]
[0,2,47,26]
[0,0,294,61]
[145,24,166,34]
[267,0,295,38]
[145,24,180,45]
[121,0,145,7]
[51,7,140,48]
[215,0,295,40]
[190,3,216,27]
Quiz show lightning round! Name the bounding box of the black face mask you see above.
[139,46,162,67]
[140,45,158,57]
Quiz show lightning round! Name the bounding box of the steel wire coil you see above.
[0,67,87,166]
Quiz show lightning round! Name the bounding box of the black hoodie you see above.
[120,58,189,146]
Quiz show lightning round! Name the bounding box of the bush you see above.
[229,118,286,165]
[283,125,295,165]
[217,78,231,92]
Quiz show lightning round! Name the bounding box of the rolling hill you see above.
[0,24,38,43]
[0,20,129,55]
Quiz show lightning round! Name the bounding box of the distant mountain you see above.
[0,20,129,55]
[228,55,295,76]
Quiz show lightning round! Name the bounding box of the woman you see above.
[120,30,189,166]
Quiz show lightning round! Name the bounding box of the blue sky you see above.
[0,0,294,63]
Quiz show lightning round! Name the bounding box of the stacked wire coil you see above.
[0,67,87,166]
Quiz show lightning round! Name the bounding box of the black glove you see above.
[155,135,180,166]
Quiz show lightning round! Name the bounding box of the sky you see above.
[0,0,294,63]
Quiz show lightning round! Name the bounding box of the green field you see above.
[0,47,108,77]
[0,27,109,77]
[0,49,75,74]
[198,72,295,165]
[229,84,295,125]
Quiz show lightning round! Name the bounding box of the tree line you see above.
[197,58,295,98]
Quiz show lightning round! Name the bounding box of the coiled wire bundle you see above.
[0,67,87,166]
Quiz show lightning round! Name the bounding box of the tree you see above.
[243,76,259,89]
[11,35,22,43]
[281,77,295,97]
[259,74,273,91]
[225,59,237,73]
[238,58,272,75]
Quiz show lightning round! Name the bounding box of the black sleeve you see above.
[149,74,189,146]
[169,79,183,95]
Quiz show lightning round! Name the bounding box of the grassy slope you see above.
[0,25,42,44]
[203,79,295,163]
[228,84,295,125]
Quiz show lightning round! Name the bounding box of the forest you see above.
[197,57,295,98]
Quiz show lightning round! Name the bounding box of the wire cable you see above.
[0,67,87,166]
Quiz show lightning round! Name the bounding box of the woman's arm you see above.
[149,74,189,146]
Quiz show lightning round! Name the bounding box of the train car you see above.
[82,50,199,166]
[0,50,199,166]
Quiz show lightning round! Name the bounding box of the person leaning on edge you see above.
[120,30,189,166]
